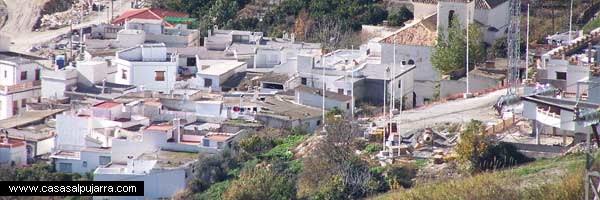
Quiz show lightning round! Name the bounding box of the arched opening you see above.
[408,59,415,65]
[448,10,455,28]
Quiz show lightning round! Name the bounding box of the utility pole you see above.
[351,45,355,121]
[569,0,574,44]
[465,9,471,98]
[398,78,403,157]
[392,34,397,110]
[525,3,530,80]
[111,0,114,21]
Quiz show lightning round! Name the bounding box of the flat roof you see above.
[146,124,173,131]
[50,150,81,160]
[295,85,352,102]
[0,139,26,148]
[94,101,122,108]
[138,150,198,168]
[0,109,65,129]
[206,133,235,142]
[198,60,246,76]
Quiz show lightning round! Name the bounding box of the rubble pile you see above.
[39,1,90,30]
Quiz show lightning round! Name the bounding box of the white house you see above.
[52,147,112,174]
[295,85,352,114]
[0,56,43,120]
[113,43,179,92]
[0,136,27,166]
[93,150,196,200]
[194,59,247,92]
[51,101,150,174]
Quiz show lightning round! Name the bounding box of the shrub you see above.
[364,143,383,155]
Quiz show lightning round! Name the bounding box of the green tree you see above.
[388,6,413,26]
[455,120,489,173]
[206,0,239,28]
[468,23,485,66]
[492,37,508,58]
[432,16,485,75]
[431,17,465,75]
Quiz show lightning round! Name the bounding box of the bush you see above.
[385,164,417,189]
[364,143,383,155]
[222,164,296,200]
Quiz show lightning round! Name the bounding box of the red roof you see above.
[146,124,173,131]
[112,8,189,27]
[0,139,26,148]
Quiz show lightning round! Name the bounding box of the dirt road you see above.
[392,89,506,131]
[1,0,132,53]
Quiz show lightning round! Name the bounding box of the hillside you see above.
[372,153,586,200]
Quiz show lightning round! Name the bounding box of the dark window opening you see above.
[20,71,27,80]
[448,10,455,28]
[408,59,415,65]
[263,83,284,90]
[301,77,307,85]
[204,78,213,87]
[35,69,41,81]
[556,72,567,80]
[186,57,196,67]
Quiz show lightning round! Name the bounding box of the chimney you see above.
[173,118,181,143]
[291,33,296,43]
[101,79,107,94]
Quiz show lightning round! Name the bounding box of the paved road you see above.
[392,89,507,131]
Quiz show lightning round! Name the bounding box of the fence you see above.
[484,116,517,135]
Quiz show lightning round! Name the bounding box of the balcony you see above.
[0,81,41,94]
[536,107,561,128]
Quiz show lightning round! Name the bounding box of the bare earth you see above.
[1,0,132,53]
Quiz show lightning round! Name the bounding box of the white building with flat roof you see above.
[194,59,247,91]
[0,55,43,120]
[0,136,27,166]
[113,43,179,92]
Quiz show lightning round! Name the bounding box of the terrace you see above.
[0,81,41,94]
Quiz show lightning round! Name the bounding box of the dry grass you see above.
[371,153,586,200]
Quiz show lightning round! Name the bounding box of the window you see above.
[99,156,111,165]
[346,103,350,109]
[448,10,455,28]
[82,161,88,168]
[408,59,415,65]
[186,57,196,67]
[398,81,402,89]
[301,77,307,85]
[20,71,27,80]
[21,99,26,108]
[155,71,165,81]
[338,88,344,94]
[121,69,127,80]
[204,78,213,87]
[202,138,210,147]
[317,120,321,126]
[35,69,41,81]
[556,72,567,80]
[3,70,6,78]
[347,90,352,96]
[12,100,18,115]
[58,163,72,173]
